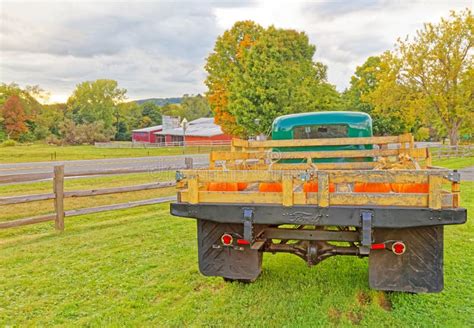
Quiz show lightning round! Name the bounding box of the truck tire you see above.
[369,226,444,293]
[197,219,263,281]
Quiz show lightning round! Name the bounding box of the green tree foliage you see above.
[180,94,211,120]
[158,94,210,122]
[67,79,126,129]
[160,103,186,120]
[140,101,162,126]
[395,9,473,145]
[343,55,417,135]
[206,21,340,137]
[350,9,473,143]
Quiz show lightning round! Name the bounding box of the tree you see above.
[398,9,473,145]
[160,103,186,119]
[140,101,162,126]
[343,55,416,135]
[0,83,43,118]
[67,79,126,129]
[363,10,473,144]
[37,103,66,136]
[205,21,263,136]
[60,119,115,145]
[180,94,211,120]
[205,21,340,137]
[1,95,28,140]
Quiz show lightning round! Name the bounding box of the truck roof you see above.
[272,111,372,132]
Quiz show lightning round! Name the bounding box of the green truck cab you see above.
[272,111,373,162]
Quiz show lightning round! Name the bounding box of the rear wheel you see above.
[369,226,444,293]
[197,219,264,282]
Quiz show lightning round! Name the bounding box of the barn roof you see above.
[132,125,163,133]
[155,117,224,137]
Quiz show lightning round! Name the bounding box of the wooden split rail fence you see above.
[0,165,179,231]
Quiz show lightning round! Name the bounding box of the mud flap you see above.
[197,219,263,281]
[369,226,444,293]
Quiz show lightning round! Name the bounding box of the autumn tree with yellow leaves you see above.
[346,9,473,143]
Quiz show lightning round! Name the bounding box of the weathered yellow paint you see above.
[452,182,460,208]
[181,168,446,185]
[425,148,432,167]
[428,175,443,209]
[196,191,282,204]
[240,135,407,148]
[331,193,428,207]
[328,170,438,184]
[211,149,401,161]
[187,177,199,204]
[282,175,294,207]
[318,172,329,207]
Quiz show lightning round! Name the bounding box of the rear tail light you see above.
[237,239,250,245]
[370,243,386,250]
[221,233,233,246]
[392,241,406,255]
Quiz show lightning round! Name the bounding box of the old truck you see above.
[171,112,467,293]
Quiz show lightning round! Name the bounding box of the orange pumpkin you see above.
[391,183,429,193]
[207,182,239,191]
[354,182,391,193]
[303,182,336,193]
[237,182,248,191]
[258,182,283,192]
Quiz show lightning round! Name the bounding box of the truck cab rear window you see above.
[293,124,348,139]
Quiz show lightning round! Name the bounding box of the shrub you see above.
[60,120,115,145]
[1,139,16,147]
[415,127,430,141]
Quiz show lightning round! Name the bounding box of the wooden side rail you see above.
[231,134,414,149]
[211,134,429,169]
[212,148,427,161]
[179,191,446,208]
[177,169,455,209]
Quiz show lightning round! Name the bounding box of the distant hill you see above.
[134,97,182,106]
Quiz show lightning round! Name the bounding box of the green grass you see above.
[0,144,227,163]
[432,157,474,170]
[0,175,473,326]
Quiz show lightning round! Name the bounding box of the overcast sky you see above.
[0,0,471,103]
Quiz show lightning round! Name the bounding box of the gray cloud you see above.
[0,0,470,102]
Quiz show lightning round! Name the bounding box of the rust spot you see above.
[356,290,371,306]
[347,310,363,325]
[376,292,392,311]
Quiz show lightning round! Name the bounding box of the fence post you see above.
[53,165,65,231]
[185,157,194,169]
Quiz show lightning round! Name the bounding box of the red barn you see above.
[155,118,232,145]
[132,125,163,143]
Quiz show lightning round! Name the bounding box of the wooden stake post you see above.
[53,165,65,231]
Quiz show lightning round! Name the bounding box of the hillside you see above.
[134,97,182,106]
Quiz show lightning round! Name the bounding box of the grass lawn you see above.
[432,157,474,170]
[0,171,473,325]
[0,144,227,163]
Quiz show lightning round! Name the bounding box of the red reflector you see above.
[371,243,386,250]
[392,241,406,255]
[237,239,250,245]
[221,234,233,245]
